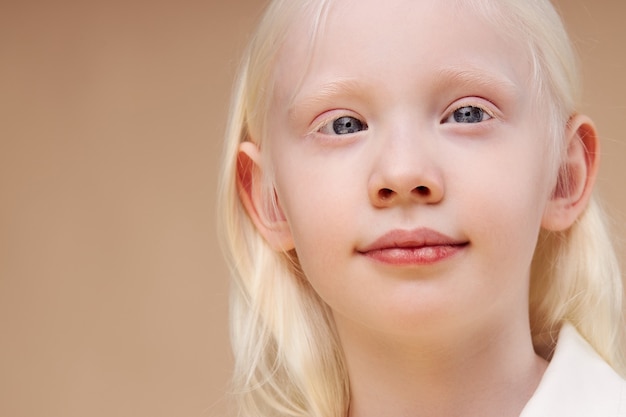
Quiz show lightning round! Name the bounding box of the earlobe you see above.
[237,141,295,251]
[542,114,600,231]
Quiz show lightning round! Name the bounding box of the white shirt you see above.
[521,323,626,416]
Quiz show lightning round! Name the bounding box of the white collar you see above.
[520,323,626,416]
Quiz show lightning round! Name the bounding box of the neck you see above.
[336,315,547,417]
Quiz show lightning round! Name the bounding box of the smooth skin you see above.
[237,0,599,416]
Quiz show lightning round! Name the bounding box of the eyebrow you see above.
[287,66,521,122]
[430,66,521,98]
[288,78,369,122]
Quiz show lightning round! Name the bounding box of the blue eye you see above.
[444,105,492,124]
[319,116,368,135]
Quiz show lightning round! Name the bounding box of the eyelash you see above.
[314,114,368,136]
[441,101,496,124]
[310,100,496,136]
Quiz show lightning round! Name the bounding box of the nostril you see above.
[378,188,395,200]
[414,186,430,197]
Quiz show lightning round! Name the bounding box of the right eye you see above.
[318,116,368,135]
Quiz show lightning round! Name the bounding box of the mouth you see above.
[357,228,469,266]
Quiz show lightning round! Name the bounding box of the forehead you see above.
[272,0,531,107]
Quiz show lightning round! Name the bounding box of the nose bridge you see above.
[368,121,444,206]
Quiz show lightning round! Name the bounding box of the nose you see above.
[367,134,444,208]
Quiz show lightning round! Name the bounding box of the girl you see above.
[218,0,625,416]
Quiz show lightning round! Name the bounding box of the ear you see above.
[236,141,295,251]
[541,114,600,231]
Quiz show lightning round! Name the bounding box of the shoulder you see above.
[521,323,626,417]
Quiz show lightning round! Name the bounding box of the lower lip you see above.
[361,244,467,266]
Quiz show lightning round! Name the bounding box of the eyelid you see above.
[309,109,368,135]
[441,97,501,123]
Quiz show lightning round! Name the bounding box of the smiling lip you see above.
[357,228,469,266]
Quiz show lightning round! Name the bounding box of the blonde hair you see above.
[218,1,624,416]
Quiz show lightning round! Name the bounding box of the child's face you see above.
[264,0,557,338]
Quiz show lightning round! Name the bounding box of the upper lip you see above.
[357,228,468,253]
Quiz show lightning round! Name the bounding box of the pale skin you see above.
[237,0,599,416]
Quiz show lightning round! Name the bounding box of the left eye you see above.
[443,105,492,124]
[319,116,368,135]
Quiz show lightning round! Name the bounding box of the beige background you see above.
[0,1,624,416]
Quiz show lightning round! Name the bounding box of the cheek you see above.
[271,154,373,300]
[277,197,349,302]
[460,151,553,260]
[272,160,353,257]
